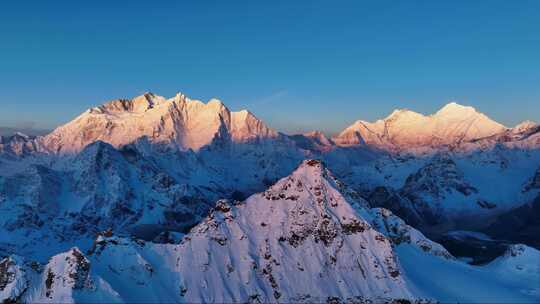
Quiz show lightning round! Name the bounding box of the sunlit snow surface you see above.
[1,93,540,303]
[398,244,540,302]
[1,160,539,303]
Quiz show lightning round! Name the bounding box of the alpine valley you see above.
[1,92,539,303]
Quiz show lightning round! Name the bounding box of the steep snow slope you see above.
[396,243,540,302]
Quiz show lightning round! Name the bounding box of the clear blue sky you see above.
[1,1,539,135]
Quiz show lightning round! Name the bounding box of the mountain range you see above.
[1,92,539,303]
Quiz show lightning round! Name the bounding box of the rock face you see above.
[362,155,481,228]
[0,256,28,303]
[367,186,425,227]
[402,155,478,199]
[38,93,279,154]
[0,140,216,245]
[0,164,62,231]
[39,248,93,301]
[0,249,121,304]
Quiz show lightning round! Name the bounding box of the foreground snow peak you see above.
[2,160,539,303]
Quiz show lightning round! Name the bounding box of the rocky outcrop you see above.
[523,167,540,192]
[402,155,477,199]
[367,186,425,227]
[0,256,28,303]
[0,133,40,156]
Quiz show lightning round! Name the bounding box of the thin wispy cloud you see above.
[249,90,289,106]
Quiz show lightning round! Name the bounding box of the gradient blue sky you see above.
[1,1,539,135]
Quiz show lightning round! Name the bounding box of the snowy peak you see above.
[434,102,478,117]
[39,92,278,154]
[175,159,415,302]
[513,120,539,134]
[230,109,278,142]
[385,108,427,122]
[0,132,38,156]
[265,159,354,200]
[0,255,27,303]
[91,92,166,114]
[304,131,334,147]
[0,249,121,303]
[335,102,507,152]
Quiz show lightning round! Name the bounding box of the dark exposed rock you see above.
[476,199,496,209]
[367,186,424,227]
[0,258,17,292]
[484,194,540,250]
[341,219,367,235]
[402,156,477,199]
[523,167,540,192]
[45,269,54,298]
[306,159,323,167]
[213,199,231,213]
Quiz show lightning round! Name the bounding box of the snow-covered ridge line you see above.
[1,91,538,156]
[35,92,280,154]
[332,102,540,153]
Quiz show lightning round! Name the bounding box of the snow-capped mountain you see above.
[2,91,540,303]
[1,93,538,236]
[461,120,540,151]
[334,102,514,153]
[39,92,279,154]
[0,132,39,156]
[2,160,539,303]
[343,148,540,233]
[328,102,540,233]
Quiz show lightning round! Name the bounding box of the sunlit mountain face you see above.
[1,92,540,303]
